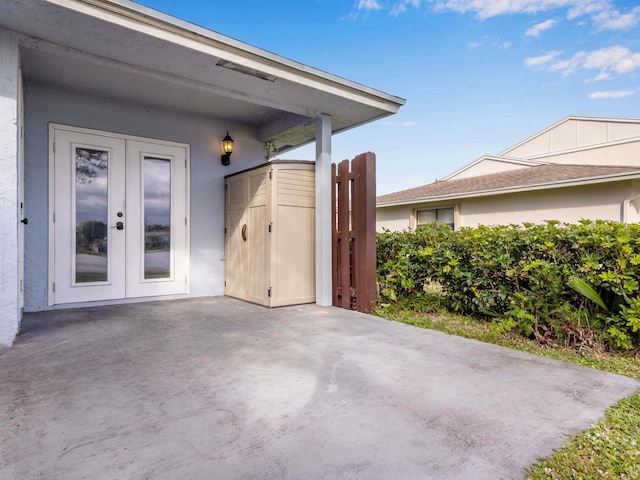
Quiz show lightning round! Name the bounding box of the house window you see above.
[416,207,455,229]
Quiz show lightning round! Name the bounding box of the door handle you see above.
[116,221,124,230]
[241,224,247,242]
[21,218,28,225]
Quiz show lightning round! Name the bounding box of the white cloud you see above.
[390,0,423,16]
[538,46,640,81]
[400,121,418,126]
[526,18,558,36]
[581,46,640,76]
[548,51,586,76]
[566,0,610,19]
[592,7,640,30]
[524,50,562,68]
[433,0,611,20]
[467,36,510,50]
[588,90,635,99]
[359,0,640,36]
[358,0,383,11]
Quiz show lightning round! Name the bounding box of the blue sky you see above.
[136,0,640,194]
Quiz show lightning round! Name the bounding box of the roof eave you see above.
[377,172,640,207]
[61,0,406,112]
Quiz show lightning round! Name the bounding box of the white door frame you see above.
[48,124,190,306]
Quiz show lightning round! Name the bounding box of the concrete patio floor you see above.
[1,297,638,480]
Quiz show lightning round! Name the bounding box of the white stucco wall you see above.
[504,119,640,159]
[376,205,413,232]
[377,181,638,232]
[527,141,640,166]
[0,28,20,345]
[23,82,268,311]
[458,182,635,228]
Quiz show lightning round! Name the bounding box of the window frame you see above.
[413,205,458,230]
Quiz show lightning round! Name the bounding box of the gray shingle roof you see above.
[377,164,640,205]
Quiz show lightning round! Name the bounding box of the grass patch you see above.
[526,392,640,479]
[374,294,640,480]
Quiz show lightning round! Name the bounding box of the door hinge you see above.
[268,287,272,297]
[224,226,227,234]
[224,280,227,287]
[52,282,55,293]
[225,183,228,191]
[20,279,23,292]
[269,171,273,180]
[52,212,55,223]
[185,217,187,226]
[268,223,272,233]
[53,142,55,154]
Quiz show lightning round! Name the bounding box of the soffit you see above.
[1,0,405,151]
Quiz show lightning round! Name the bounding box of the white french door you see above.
[50,126,189,305]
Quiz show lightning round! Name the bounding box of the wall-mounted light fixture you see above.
[221,131,234,166]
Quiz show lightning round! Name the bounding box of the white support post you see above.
[315,115,332,306]
[0,28,21,346]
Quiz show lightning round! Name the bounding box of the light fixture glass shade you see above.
[222,132,234,154]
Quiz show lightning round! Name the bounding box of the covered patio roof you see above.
[1,0,405,152]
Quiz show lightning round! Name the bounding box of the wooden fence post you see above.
[331,152,377,313]
[351,153,376,313]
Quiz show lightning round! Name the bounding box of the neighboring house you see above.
[377,116,640,232]
[0,0,405,345]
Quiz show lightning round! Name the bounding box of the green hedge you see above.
[377,220,640,351]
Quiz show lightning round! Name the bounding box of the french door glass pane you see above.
[75,147,108,283]
[144,157,171,279]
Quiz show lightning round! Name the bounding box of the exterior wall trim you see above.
[0,27,20,346]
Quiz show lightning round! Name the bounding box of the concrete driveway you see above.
[1,297,638,479]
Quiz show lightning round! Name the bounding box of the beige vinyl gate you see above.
[224,161,315,307]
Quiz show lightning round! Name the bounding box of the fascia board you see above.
[48,0,405,112]
[377,171,640,208]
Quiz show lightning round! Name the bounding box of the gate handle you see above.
[241,224,247,242]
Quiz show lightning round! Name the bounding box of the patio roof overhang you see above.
[0,0,406,152]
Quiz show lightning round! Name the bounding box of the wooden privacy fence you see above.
[332,152,377,313]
